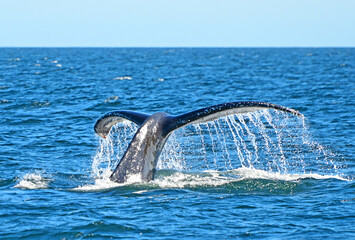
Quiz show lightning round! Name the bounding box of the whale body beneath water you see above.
[94,101,303,183]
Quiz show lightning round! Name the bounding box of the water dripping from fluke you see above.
[84,109,349,190]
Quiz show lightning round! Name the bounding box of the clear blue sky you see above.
[1,0,354,47]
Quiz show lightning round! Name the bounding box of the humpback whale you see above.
[94,101,303,183]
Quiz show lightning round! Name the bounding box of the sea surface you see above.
[0,48,354,239]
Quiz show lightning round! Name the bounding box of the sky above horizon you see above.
[1,0,354,47]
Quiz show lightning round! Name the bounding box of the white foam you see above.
[133,190,149,194]
[74,177,121,191]
[151,167,349,188]
[15,173,51,189]
[113,76,132,80]
[104,96,119,103]
[152,171,233,188]
[231,167,348,181]
[74,166,349,191]
[73,171,140,191]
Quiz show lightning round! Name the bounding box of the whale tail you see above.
[167,101,303,133]
[95,101,303,138]
[94,101,303,183]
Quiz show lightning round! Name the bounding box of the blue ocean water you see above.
[0,48,354,239]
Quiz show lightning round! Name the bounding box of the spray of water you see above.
[89,109,347,189]
[91,121,138,179]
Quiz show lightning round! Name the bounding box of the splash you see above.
[87,109,348,190]
[91,120,138,179]
[74,177,121,191]
[15,172,51,189]
[75,122,139,191]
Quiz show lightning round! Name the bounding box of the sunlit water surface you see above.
[0,48,354,239]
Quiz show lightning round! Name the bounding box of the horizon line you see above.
[1,46,354,48]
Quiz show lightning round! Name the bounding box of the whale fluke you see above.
[94,110,150,138]
[167,101,303,133]
[94,101,303,183]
